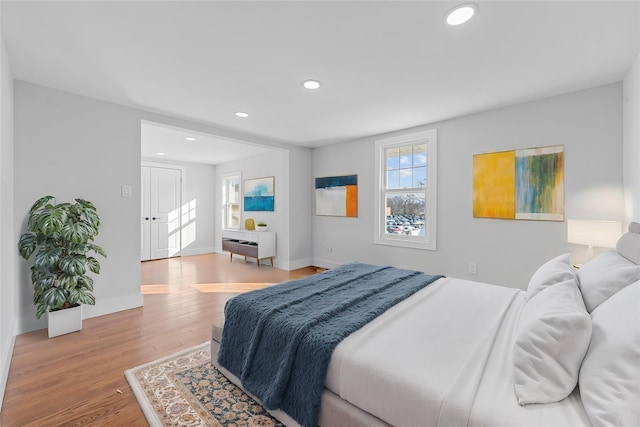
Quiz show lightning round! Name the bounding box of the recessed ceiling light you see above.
[235,111,249,118]
[446,3,477,26]
[185,137,196,141]
[302,80,321,90]
[156,152,165,156]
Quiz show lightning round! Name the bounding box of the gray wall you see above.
[312,83,625,289]
[287,147,313,269]
[142,159,217,257]
[624,52,640,226]
[14,81,145,333]
[0,22,16,411]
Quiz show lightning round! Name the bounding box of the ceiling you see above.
[2,1,639,162]
[140,121,274,165]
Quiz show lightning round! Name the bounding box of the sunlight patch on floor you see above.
[141,284,179,295]
[190,282,273,293]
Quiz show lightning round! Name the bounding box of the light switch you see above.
[121,185,132,198]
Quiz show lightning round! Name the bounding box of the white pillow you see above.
[576,249,640,312]
[513,278,592,405]
[527,253,575,299]
[579,281,640,427]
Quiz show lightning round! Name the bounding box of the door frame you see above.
[141,161,186,260]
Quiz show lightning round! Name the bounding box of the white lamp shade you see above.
[567,220,622,248]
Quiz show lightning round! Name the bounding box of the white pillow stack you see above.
[576,249,640,312]
[513,223,640,411]
[513,275,591,405]
[579,280,640,427]
[526,253,575,299]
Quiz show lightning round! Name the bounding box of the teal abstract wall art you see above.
[515,146,564,221]
[244,176,275,211]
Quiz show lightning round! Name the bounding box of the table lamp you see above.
[567,219,622,263]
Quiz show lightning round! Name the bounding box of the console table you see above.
[221,229,276,267]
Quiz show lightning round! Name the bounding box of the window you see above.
[222,172,241,230]
[374,129,437,250]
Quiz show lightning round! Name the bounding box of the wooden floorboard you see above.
[0,253,316,426]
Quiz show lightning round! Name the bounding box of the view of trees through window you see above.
[384,143,427,236]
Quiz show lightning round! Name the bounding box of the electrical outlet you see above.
[468,262,477,274]
[326,247,333,253]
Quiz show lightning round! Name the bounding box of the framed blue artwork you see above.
[244,176,275,211]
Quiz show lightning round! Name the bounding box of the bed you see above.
[211,223,640,427]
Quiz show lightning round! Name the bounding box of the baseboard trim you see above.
[180,247,215,257]
[83,293,144,319]
[287,258,314,271]
[0,328,16,412]
[17,293,144,335]
[311,258,342,270]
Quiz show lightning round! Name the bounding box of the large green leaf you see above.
[86,243,107,258]
[18,232,38,260]
[43,287,68,309]
[59,255,87,275]
[28,195,55,215]
[35,303,48,319]
[57,273,79,290]
[77,275,94,292]
[67,243,88,255]
[33,247,63,270]
[74,199,96,210]
[31,205,67,235]
[33,274,56,292]
[86,256,101,274]
[61,221,92,243]
[80,207,100,232]
[33,289,43,305]
[68,288,95,306]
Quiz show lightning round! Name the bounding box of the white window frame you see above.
[222,171,242,230]
[374,129,437,250]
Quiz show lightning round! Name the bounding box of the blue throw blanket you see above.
[217,262,443,427]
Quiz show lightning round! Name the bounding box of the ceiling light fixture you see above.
[156,152,165,156]
[185,137,196,141]
[302,80,321,90]
[445,3,477,26]
[235,111,249,118]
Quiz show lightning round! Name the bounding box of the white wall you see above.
[142,159,216,257]
[312,83,625,289]
[0,19,16,412]
[623,52,640,226]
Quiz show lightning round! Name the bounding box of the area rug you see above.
[125,342,283,427]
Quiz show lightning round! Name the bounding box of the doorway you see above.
[141,165,182,261]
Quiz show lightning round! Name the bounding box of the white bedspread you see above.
[326,277,591,427]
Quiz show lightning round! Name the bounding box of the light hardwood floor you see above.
[0,253,316,426]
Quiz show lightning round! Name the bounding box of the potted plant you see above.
[18,196,106,337]
[256,222,268,231]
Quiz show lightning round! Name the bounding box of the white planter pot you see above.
[256,225,268,232]
[48,305,83,338]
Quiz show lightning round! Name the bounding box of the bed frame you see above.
[211,325,389,427]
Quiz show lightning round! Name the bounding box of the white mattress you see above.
[325,277,591,427]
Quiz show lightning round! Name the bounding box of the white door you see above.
[141,167,151,260]
[141,166,182,261]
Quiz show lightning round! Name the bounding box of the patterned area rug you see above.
[125,342,283,427]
